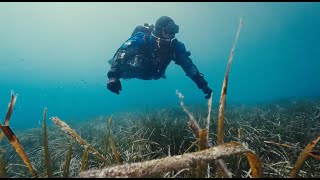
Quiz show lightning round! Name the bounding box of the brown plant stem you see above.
[43,108,53,177]
[78,141,262,178]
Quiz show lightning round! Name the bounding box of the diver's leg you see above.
[108,50,146,80]
[107,50,126,79]
[106,50,127,94]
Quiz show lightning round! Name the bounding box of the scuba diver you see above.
[106,16,213,99]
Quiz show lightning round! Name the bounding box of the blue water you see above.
[0,2,320,130]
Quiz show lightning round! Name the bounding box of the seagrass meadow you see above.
[0,92,319,178]
[0,18,319,178]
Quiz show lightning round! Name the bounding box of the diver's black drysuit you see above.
[107,17,212,99]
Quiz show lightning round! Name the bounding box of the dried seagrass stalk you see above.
[0,156,5,177]
[4,91,17,126]
[50,117,110,164]
[215,18,244,178]
[78,141,262,178]
[176,90,232,178]
[80,147,89,172]
[206,92,213,131]
[43,108,53,177]
[175,90,196,122]
[108,116,112,126]
[0,91,17,143]
[216,159,233,178]
[0,92,37,177]
[238,128,242,140]
[0,125,37,177]
[245,150,262,178]
[184,139,199,153]
[63,142,72,178]
[289,134,320,178]
[202,93,214,178]
[307,152,320,160]
[217,18,243,145]
[104,116,113,152]
[111,138,123,164]
[102,115,123,164]
[175,90,200,137]
[263,140,296,148]
[196,129,209,178]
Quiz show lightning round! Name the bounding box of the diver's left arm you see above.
[173,40,213,99]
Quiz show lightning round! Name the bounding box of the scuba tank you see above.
[131,23,155,37]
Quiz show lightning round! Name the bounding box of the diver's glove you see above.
[202,85,213,99]
[107,78,122,95]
